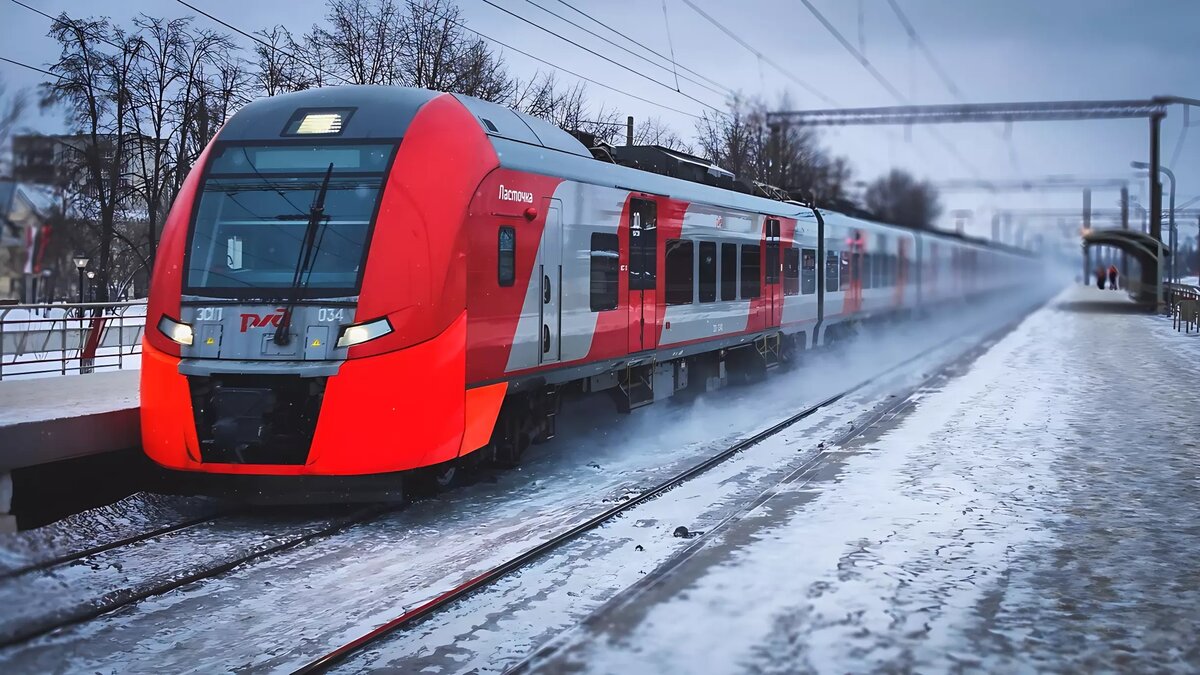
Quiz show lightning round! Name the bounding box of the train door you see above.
[539,199,563,364]
[764,218,783,326]
[627,197,657,353]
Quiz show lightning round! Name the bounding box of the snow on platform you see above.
[0,370,139,471]
[532,285,1200,673]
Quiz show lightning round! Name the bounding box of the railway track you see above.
[0,504,394,649]
[292,301,1042,674]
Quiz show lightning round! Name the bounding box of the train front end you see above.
[141,87,500,496]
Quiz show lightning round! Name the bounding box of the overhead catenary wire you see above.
[172,0,356,86]
[678,0,839,107]
[475,0,724,115]
[884,0,1022,173]
[884,0,964,103]
[520,0,729,99]
[552,0,733,96]
[793,0,983,179]
[176,0,706,120]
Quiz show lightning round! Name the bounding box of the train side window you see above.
[800,248,816,295]
[720,242,737,301]
[741,244,760,299]
[698,241,717,303]
[589,232,619,311]
[665,239,694,305]
[825,251,839,292]
[840,251,850,288]
[862,253,872,289]
[498,226,516,287]
[783,247,800,296]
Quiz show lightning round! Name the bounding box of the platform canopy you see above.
[1082,229,1169,305]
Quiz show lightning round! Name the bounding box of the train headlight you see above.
[158,315,194,346]
[336,317,392,348]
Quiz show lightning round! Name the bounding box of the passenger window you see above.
[498,226,516,286]
[698,241,717,303]
[840,250,850,289]
[783,248,800,296]
[665,239,694,305]
[801,248,816,295]
[589,232,619,311]
[720,242,737,301]
[741,244,760,299]
[825,251,839,293]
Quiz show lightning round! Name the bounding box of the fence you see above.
[1164,283,1200,333]
[0,301,147,380]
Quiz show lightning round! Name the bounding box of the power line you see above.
[520,0,729,99]
[884,0,964,102]
[443,11,705,119]
[793,0,982,178]
[678,0,838,107]
[175,0,705,118]
[796,0,906,103]
[553,0,733,96]
[0,54,58,79]
[173,0,356,86]
[475,0,723,115]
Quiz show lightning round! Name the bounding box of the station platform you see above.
[532,285,1200,672]
[0,369,140,471]
[0,371,140,530]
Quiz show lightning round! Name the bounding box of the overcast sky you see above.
[2,0,1197,240]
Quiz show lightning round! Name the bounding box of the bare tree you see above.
[253,25,314,95]
[696,94,852,202]
[864,168,942,230]
[397,0,512,99]
[128,15,187,272]
[633,116,691,153]
[42,15,145,301]
[310,0,406,85]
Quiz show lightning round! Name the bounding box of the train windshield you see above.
[185,143,394,298]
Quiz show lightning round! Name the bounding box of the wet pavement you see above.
[530,286,1200,673]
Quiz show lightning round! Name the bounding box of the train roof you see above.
[220,85,1031,257]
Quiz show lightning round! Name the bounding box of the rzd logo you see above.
[240,308,287,332]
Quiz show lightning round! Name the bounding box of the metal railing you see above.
[0,301,147,381]
[1164,282,1200,333]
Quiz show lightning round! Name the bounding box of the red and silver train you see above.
[141,85,1036,496]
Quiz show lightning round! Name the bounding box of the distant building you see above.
[12,132,163,215]
[0,180,57,301]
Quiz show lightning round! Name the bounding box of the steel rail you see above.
[0,511,228,582]
[0,505,395,649]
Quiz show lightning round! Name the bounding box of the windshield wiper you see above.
[274,163,334,346]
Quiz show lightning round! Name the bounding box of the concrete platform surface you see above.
[530,285,1200,673]
[0,370,140,471]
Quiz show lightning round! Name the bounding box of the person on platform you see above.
[1095,266,1106,289]
[1108,264,1119,290]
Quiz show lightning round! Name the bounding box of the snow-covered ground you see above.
[0,288,1054,673]
[528,285,1200,673]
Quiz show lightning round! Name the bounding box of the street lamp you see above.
[71,253,90,305]
[1132,161,1176,282]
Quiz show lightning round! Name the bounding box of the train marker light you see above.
[158,315,194,346]
[336,317,392,348]
[282,108,355,136]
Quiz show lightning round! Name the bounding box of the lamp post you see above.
[1133,161,1176,282]
[71,253,90,306]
